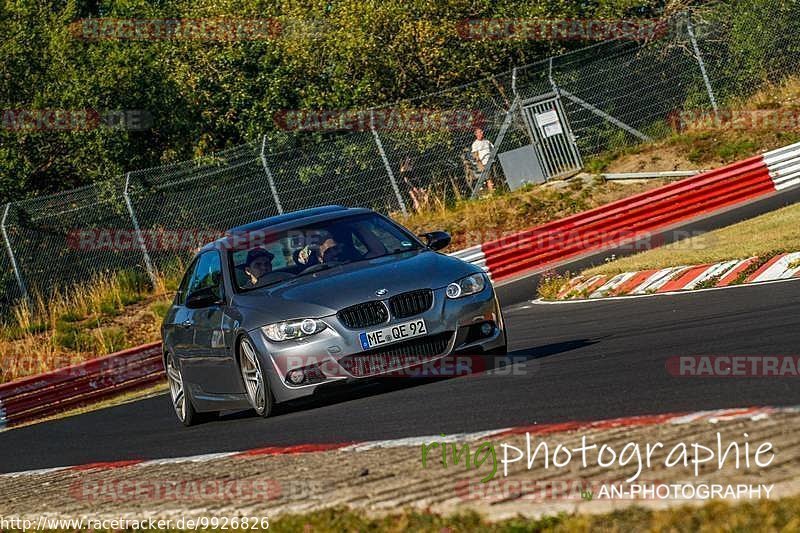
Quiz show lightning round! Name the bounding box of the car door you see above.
[163,257,199,362]
[181,250,241,394]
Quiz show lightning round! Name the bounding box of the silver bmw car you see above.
[162,205,507,425]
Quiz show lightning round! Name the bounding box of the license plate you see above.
[359,319,427,350]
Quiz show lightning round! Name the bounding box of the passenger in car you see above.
[296,236,337,266]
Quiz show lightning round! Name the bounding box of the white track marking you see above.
[630,267,684,294]
[143,452,239,466]
[533,275,800,304]
[684,260,738,290]
[753,252,800,282]
[342,429,510,452]
[589,272,636,298]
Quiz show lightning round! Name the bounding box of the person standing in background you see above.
[471,128,495,191]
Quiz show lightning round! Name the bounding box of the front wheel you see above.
[239,337,275,418]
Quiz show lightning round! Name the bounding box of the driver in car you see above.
[242,248,274,287]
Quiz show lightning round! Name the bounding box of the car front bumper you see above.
[248,284,506,403]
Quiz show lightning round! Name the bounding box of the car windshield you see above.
[230,213,422,291]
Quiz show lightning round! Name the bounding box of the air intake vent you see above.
[338,332,453,377]
[388,289,433,319]
[337,301,389,329]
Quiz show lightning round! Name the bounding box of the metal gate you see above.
[520,93,583,180]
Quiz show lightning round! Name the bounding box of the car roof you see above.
[199,205,375,253]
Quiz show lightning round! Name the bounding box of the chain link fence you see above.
[2,8,799,315]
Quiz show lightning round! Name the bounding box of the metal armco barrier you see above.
[0,342,163,429]
[480,141,800,282]
[1,141,799,427]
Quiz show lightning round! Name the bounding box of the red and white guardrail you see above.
[0,343,163,429]
[1,141,799,427]
[464,140,800,283]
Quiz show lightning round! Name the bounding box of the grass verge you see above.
[583,201,800,276]
[0,265,184,384]
[394,177,670,250]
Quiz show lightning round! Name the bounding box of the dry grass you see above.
[395,178,672,249]
[585,76,800,175]
[0,266,183,384]
[584,201,800,276]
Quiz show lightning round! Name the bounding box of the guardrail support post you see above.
[686,16,719,118]
[123,173,158,288]
[1,203,28,302]
[370,110,408,216]
[260,135,284,214]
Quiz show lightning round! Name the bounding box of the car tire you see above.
[166,352,217,426]
[239,337,275,418]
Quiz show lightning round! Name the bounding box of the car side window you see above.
[184,251,224,302]
[176,257,199,306]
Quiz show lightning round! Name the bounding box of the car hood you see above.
[233,249,481,327]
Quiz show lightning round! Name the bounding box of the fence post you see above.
[370,110,408,216]
[123,173,158,287]
[1,203,28,301]
[259,135,284,214]
[686,15,719,118]
[470,97,520,199]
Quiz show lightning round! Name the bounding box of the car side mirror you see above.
[420,231,451,251]
[185,286,223,309]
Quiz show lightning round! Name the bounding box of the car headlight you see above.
[446,273,486,299]
[261,318,327,342]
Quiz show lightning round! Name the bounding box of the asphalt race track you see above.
[1,280,798,473]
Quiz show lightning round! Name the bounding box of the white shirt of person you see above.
[471,139,493,165]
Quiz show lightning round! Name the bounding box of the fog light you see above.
[288,369,305,385]
[480,322,494,337]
